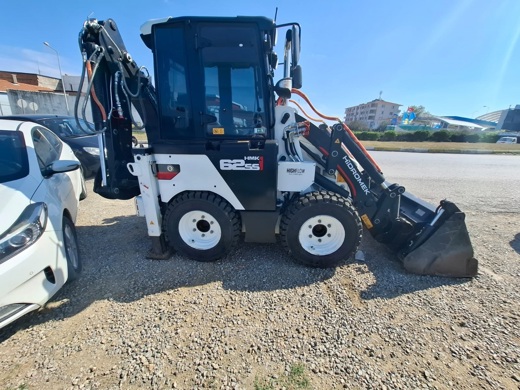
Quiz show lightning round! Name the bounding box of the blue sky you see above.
[1,0,519,118]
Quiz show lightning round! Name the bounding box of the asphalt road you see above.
[371,151,520,213]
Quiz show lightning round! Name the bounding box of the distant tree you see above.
[376,120,390,132]
[407,105,430,118]
[346,120,369,132]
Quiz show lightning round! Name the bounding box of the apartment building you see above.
[344,99,401,129]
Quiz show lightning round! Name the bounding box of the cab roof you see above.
[140,15,275,49]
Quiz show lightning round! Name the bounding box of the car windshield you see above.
[39,118,96,137]
[0,130,30,183]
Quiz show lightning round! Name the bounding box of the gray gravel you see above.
[1,176,519,389]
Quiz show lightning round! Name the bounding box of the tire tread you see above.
[280,190,362,268]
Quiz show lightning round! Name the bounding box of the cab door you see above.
[195,22,277,211]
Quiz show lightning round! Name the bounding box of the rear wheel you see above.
[63,215,82,281]
[163,192,241,261]
[280,191,362,268]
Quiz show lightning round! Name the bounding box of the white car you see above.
[0,119,83,330]
[496,136,518,144]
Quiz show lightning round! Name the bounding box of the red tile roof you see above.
[0,79,53,92]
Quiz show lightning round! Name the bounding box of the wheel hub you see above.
[298,215,345,255]
[178,210,222,250]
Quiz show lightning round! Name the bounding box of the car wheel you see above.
[280,191,362,268]
[79,168,88,200]
[63,215,82,281]
[163,191,241,262]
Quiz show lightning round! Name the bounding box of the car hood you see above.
[0,176,40,232]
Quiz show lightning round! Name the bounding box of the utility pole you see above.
[43,41,70,115]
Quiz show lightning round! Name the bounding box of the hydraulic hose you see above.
[288,99,324,123]
[291,89,382,173]
[85,55,107,123]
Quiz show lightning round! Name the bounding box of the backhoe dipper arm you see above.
[79,18,159,200]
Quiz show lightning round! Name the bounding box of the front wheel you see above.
[280,191,362,268]
[79,168,87,200]
[63,215,82,281]
[163,192,241,261]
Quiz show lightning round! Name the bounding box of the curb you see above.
[363,146,520,155]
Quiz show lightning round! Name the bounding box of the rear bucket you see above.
[402,211,478,277]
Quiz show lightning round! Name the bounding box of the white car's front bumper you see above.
[0,228,68,329]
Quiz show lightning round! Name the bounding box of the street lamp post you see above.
[43,41,70,115]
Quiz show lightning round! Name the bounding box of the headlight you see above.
[83,147,100,156]
[0,203,47,264]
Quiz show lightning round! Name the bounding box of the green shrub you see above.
[430,130,450,142]
[356,131,380,141]
[381,130,396,141]
[449,132,466,142]
[412,130,430,142]
[480,132,500,143]
[396,132,414,141]
[464,133,481,143]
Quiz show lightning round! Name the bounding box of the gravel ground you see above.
[1,179,519,390]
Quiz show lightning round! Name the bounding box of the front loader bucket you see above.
[402,211,478,277]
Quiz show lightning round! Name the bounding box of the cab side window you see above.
[154,25,191,139]
[200,24,266,138]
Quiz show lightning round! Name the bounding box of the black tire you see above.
[79,169,88,200]
[280,190,362,268]
[63,215,82,281]
[163,191,241,261]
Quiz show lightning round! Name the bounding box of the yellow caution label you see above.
[335,138,340,144]
[360,214,373,229]
[213,128,225,135]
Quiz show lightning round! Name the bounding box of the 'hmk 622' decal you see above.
[220,156,264,171]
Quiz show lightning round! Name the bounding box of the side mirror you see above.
[269,52,278,70]
[291,65,302,89]
[42,160,80,177]
[291,25,301,66]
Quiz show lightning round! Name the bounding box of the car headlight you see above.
[0,203,47,264]
[83,147,100,156]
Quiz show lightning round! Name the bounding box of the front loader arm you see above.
[299,116,420,248]
[296,113,477,277]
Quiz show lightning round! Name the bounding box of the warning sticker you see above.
[212,128,225,135]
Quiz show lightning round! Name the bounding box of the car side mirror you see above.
[42,160,81,177]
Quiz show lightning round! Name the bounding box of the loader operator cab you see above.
[140,16,301,143]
